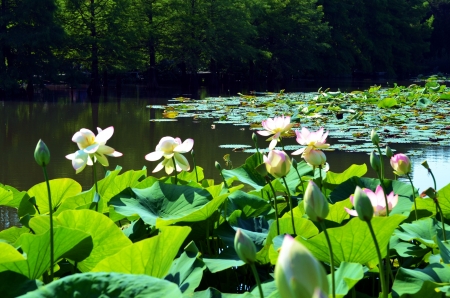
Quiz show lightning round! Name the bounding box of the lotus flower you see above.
[257,116,294,150]
[390,153,411,176]
[145,136,193,174]
[291,127,330,156]
[263,149,291,178]
[275,235,329,298]
[345,185,398,217]
[66,127,122,174]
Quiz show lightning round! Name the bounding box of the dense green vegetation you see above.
[0,0,449,93]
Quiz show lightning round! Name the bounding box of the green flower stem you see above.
[42,165,54,282]
[320,221,335,298]
[206,218,212,255]
[282,177,296,235]
[253,140,261,165]
[436,202,447,241]
[376,145,385,180]
[191,150,199,183]
[429,169,437,191]
[367,220,387,298]
[406,174,418,221]
[250,263,264,298]
[219,170,229,189]
[376,173,390,217]
[318,166,331,203]
[93,161,99,212]
[172,156,178,184]
[266,179,280,235]
[293,165,305,195]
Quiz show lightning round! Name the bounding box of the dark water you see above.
[1,81,448,230]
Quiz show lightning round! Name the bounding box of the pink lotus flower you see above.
[345,185,398,217]
[66,127,122,174]
[257,116,294,150]
[292,127,330,156]
[145,136,193,174]
[390,153,411,176]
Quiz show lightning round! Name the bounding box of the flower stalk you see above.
[406,173,418,221]
[282,176,296,235]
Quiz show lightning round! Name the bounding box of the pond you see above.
[1,79,449,230]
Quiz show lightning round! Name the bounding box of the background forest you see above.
[0,0,449,95]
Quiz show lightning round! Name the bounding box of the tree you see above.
[0,0,64,94]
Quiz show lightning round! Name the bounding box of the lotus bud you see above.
[303,149,326,167]
[385,146,393,159]
[234,228,256,264]
[264,150,291,178]
[390,153,411,176]
[421,160,430,170]
[353,186,373,222]
[34,139,50,167]
[215,161,222,171]
[371,129,380,145]
[304,180,329,222]
[370,151,381,172]
[252,132,258,143]
[275,235,329,298]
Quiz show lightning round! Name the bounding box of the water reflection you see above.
[1,83,449,230]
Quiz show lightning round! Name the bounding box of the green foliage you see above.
[20,272,183,298]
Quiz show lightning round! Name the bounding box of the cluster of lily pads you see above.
[1,79,450,297]
[149,76,450,154]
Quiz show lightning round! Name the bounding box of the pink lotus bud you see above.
[304,181,329,222]
[303,149,326,167]
[234,228,256,264]
[264,150,291,178]
[390,153,411,176]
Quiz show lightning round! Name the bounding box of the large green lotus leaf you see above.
[55,168,122,215]
[165,241,205,294]
[92,226,191,278]
[0,271,43,298]
[392,241,429,258]
[226,190,271,219]
[258,217,319,264]
[437,238,450,264]
[19,272,183,298]
[0,226,30,245]
[0,187,13,206]
[298,215,406,266]
[222,153,266,190]
[0,242,26,264]
[0,226,92,279]
[251,280,278,298]
[392,264,450,298]
[1,185,28,208]
[178,166,205,183]
[329,177,414,216]
[324,164,367,186]
[202,246,245,273]
[193,287,255,298]
[416,97,433,108]
[29,210,132,272]
[58,210,132,272]
[111,182,222,227]
[26,178,82,215]
[393,217,450,249]
[415,198,437,218]
[332,262,364,298]
[157,184,242,227]
[282,159,315,194]
[325,199,352,225]
[100,168,147,202]
[436,183,450,219]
